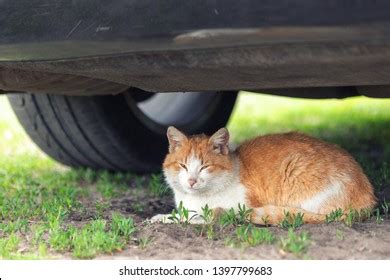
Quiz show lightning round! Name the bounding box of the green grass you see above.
[48,214,136,259]
[280,211,304,230]
[218,204,253,227]
[138,237,153,249]
[168,201,197,224]
[0,107,139,259]
[279,229,311,257]
[234,224,275,247]
[325,209,344,223]
[0,234,20,259]
[0,92,389,258]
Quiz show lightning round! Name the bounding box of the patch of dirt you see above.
[110,195,175,222]
[77,189,390,260]
[68,185,175,224]
[93,220,389,260]
[57,166,390,261]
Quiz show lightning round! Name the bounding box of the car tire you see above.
[7,90,237,172]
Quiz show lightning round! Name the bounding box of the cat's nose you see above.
[188,178,197,187]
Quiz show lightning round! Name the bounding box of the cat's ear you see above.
[209,128,230,155]
[167,126,187,153]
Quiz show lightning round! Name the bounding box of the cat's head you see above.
[163,126,234,195]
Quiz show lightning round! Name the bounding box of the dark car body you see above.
[1,0,390,98]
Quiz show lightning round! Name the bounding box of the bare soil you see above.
[81,188,390,260]
[104,221,390,260]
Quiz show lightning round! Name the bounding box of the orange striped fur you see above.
[158,127,376,225]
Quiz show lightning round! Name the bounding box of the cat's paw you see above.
[149,214,173,224]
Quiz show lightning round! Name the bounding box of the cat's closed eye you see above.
[178,163,188,170]
[199,165,210,172]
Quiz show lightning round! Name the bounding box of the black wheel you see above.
[7,90,237,172]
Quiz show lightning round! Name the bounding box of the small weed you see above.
[198,204,217,239]
[237,204,253,224]
[0,234,20,258]
[31,224,47,245]
[344,208,371,227]
[279,228,310,257]
[195,224,217,240]
[235,224,275,247]
[49,224,75,251]
[344,209,358,227]
[200,204,213,224]
[218,204,252,227]
[218,208,237,227]
[96,181,116,199]
[280,211,304,229]
[250,227,275,245]
[168,201,196,225]
[46,206,66,231]
[111,213,137,240]
[138,237,152,249]
[374,208,384,224]
[95,200,110,218]
[0,218,29,235]
[325,208,344,223]
[382,200,389,219]
[205,225,217,240]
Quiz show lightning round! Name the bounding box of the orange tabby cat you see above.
[152,126,376,225]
